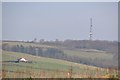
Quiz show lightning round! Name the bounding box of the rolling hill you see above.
[2,50,109,78]
[1,41,118,78]
[2,41,117,68]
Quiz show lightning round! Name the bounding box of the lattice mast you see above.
[89,18,93,40]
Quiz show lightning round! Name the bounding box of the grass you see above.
[63,49,115,68]
[2,51,115,78]
[3,41,56,48]
[64,49,113,60]
[3,41,114,61]
[1,41,118,78]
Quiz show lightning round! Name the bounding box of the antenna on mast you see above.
[89,18,93,40]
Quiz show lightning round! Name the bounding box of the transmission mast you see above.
[89,18,93,40]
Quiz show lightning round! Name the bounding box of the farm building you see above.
[17,58,28,63]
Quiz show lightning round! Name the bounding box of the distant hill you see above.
[40,40,118,54]
[2,40,118,68]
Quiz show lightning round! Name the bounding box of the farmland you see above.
[2,51,112,78]
[2,41,116,68]
[1,41,118,78]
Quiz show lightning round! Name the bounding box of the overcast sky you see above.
[2,2,118,41]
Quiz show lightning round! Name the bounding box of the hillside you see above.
[2,50,110,78]
[2,41,117,68]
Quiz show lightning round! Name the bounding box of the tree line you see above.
[2,41,118,68]
[2,43,65,59]
[39,39,118,54]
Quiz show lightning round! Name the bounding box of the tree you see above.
[38,48,43,56]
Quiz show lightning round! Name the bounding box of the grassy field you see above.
[3,41,56,48]
[1,41,118,78]
[2,51,114,78]
[64,49,113,59]
[3,41,114,62]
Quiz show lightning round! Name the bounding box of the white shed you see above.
[18,58,28,62]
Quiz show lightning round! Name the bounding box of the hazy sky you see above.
[2,2,118,41]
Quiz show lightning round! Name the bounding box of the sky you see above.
[2,2,118,41]
[0,2,2,41]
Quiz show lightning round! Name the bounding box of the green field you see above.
[1,41,118,78]
[64,49,113,59]
[3,41,55,48]
[3,41,114,61]
[2,50,111,78]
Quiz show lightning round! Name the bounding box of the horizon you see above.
[2,39,118,42]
